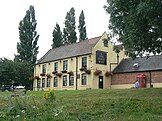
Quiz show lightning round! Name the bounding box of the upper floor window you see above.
[54,77,58,87]
[63,75,67,86]
[47,78,50,87]
[81,73,87,85]
[69,75,74,86]
[96,51,107,65]
[54,62,58,72]
[82,57,87,68]
[42,64,46,74]
[63,60,68,71]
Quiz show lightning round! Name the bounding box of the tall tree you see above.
[52,23,63,48]
[63,7,77,44]
[104,0,162,58]
[78,10,87,41]
[15,5,39,65]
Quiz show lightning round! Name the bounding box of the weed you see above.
[0,88,162,120]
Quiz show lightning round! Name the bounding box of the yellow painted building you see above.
[33,32,127,90]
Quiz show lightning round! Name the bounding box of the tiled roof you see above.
[113,55,162,73]
[37,36,101,64]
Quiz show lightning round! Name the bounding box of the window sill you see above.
[69,85,74,87]
[81,85,87,87]
[62,86,74,88]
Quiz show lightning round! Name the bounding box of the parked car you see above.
[1,84,12,91]
[14,86,25,89]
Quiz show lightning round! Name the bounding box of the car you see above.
[15,86,25,89]
[1,85,12,91]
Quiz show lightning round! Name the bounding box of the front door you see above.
[99,76,103,89]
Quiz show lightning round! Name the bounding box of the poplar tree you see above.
[52,23,63,48]
[15,5,39,65]
[78,10,87,41]
[63,7,77,44]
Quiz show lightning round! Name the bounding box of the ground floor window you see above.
[69,75,74,86]
[42,78,45,88]
[82,73,87,85]
[47,78,50,87]
[54,77,58,87]
[37,79,41,88]
[63,75,67,86]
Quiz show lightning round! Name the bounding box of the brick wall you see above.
[151,71,162,83]
[112,71,162,85]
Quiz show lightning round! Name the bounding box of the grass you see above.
[0,88,162,121]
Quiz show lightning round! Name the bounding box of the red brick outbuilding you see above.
[111,55,162,88]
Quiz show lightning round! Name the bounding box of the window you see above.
[63,60,68,71]
[47,78,50,87]
[82,73,87,85]
[42,78,45,88]
[37,79,40,88]
[54,62,58,72]
[54,77,58,87]
[96,51,107,65]
[42,64,46,73]
[103,39,108,47]
[82,57,87,68]
[63,75,67,86]
[69,75,74,86]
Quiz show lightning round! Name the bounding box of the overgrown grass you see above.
[0,88,162,121]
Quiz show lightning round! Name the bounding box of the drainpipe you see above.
[110,53,119,72]
[149,71,152,88]
[34,65,36,91]
[75,57,78,90]
[117,53,119,64]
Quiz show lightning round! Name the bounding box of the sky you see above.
[0,0,109,60]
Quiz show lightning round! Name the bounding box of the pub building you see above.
[33,32,127,90]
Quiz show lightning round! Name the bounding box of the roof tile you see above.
[37,36,101,64]
[113,55,162,73]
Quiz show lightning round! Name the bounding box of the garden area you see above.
[0,88,162,121]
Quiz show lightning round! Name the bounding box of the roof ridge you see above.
[87,36,101,40]
[123,54,162,61]
[50,36,101,51]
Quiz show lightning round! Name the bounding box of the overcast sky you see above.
[0,0,109,60]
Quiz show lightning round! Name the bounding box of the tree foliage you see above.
[52,23,63,48]
[63,7,77,44]
[0,58,33,90]
[78,10,87,41]
[15,5,39,65]
[0,58,15,85]
[104,0,162,57]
